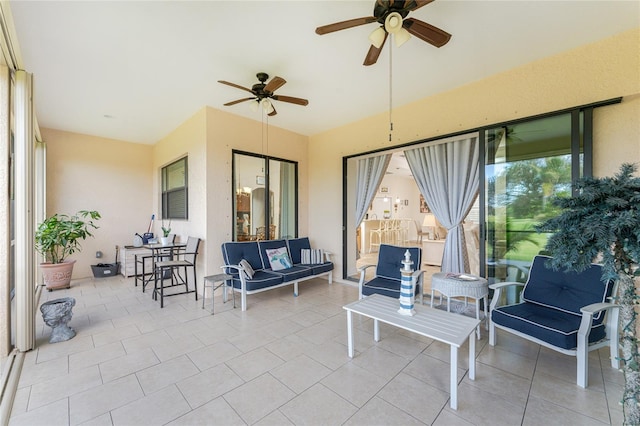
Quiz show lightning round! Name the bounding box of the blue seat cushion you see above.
[362,277,402,299]
[491,302,607,350]
[308,262,333,275]
[230,270,284,292]
[523,255,613,323]
[267,265,313,282]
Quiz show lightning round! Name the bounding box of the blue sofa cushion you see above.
[269,265,313,282]
[221,241,265,274]
[229,270,284,292]
[523,255,613,322]
[287,237,311,264]
[309,262,334,275]
[491,302,607,350]
[375,245,421,281]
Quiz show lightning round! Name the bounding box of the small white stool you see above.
[202,273,234,314]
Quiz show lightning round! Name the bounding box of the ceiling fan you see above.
[218,72,309,117]
[316,0,451,66]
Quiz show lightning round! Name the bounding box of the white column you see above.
[14,70,35,352]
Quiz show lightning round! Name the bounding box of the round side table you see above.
[430,272,488,339]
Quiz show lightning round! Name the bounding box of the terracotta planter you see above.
[40,260,76,291]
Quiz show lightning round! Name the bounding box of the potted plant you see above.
[536,163,640,425]
[35,210,101,291]
[160,220,171,245]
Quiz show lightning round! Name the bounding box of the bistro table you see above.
[134,242,186,292]
[430,272,489,339]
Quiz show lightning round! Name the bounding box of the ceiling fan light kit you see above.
[315,0,451,66]
[219,73,309,117]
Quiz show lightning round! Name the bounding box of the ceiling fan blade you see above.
[264,76,286,93]
[223,97,255,106]
[315,16,377,35]
[218,80,254,94]
[363,32,388,66]
[268,104,277,117]
[403,18,451,47]
[272,95,309,106]
[405,0,435,12]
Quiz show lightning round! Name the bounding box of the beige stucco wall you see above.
[150,106,308,293]
[309,28,640,280]
[42,128,153,278]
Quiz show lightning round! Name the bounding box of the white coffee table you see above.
[343,294,480,410]
[430,272,489,339]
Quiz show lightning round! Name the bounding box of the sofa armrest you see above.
[489,281,525,311]
[357,264,377,299]
[323,251,333,262]
[580,302,620,316]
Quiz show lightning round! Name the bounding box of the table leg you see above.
[475,298,481,339]
[430,289,434,308]
[373,318,380,342]
[469,333,476,381]
[450,346,458,410]
[347,310,354,358]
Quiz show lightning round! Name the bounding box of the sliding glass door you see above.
[484,112,585,289]
[232,151,298,241]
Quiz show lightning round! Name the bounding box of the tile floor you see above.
[9,273,624,425]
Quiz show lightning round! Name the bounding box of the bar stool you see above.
[202,272,235,314]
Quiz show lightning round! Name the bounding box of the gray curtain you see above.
[355,154,392,227]
[405,136,479,273]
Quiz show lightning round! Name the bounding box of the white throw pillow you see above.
[265,247,293,271]
[238,259,255,279]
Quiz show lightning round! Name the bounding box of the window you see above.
[232,151,298,241]
[161,156,188,220]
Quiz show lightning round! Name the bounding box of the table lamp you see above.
[423,213,437,240]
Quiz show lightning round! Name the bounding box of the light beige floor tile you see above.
[523,395,609,425]
[77,412,113,426]
[477,342,536,380]
[301,339,351,371]
[321,362,388,408]
[432,409,475,426]
[279,383,357,425]
[9,398,69,426]
[8,386,31,418]
[17,355,68,388]
[225,347,284,382]
[28,365,102,410]
[176,363,244,409]
[69,341,126,372]
[69,375,144,425]
[110,385,191,425]
[461,362,531,407]
[530,371,610,424]
[443,381,525,425]
[377,372,449,424]
[186,340,243,371]
[135,354,199,394]
[403,353,466,394]
[253,409,295,426]
[91,324,141,348]
[98,347,159,383]
[350,345,411,380]
[223,373,296,424]
[120,329,171,353]
[536,348,605,391]
[344,396,424,426]
[167,397,245,425]
[227,328,278,353]
[150,333,204,362]
[264,333,312,361]
[270,354,332,394]
[35,335,95,364]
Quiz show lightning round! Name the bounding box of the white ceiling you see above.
[8,0,639,145]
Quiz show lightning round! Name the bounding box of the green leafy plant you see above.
[536,163,640,425]
[35,210,101,264]
[162,219,171,237]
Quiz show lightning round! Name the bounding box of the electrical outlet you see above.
[96,251,103,258]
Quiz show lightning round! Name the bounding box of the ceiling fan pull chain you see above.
[389,40,393,142]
